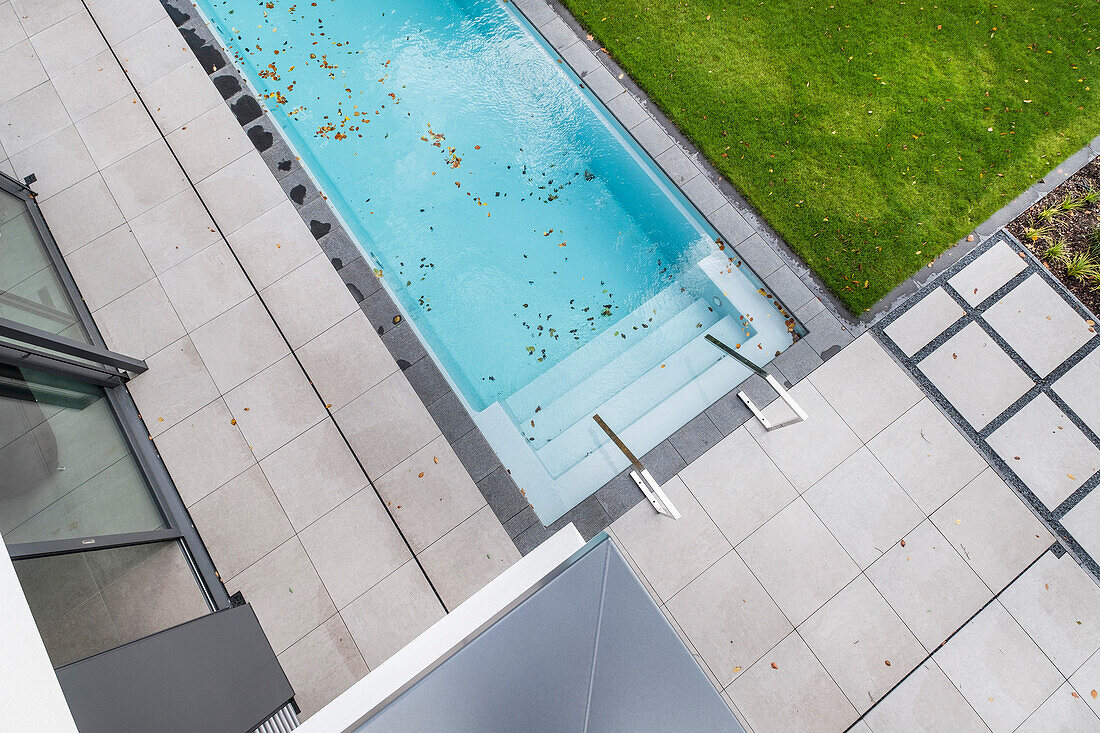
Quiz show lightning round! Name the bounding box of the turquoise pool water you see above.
[196,0,795,522]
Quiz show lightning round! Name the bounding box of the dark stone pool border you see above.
[162,0,852,553]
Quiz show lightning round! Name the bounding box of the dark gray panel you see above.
[357,537,742,733]
[56,604,292,733]
[586,545,742,732]
[361,543,609,733]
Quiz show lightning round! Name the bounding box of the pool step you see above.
[534,314,752,477]
[504,285,695,421]
[516,297,727,447]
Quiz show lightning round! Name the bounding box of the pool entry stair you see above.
[482,251,795,524]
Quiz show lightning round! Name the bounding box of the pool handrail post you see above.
[592,414,680,519]
[704,334,808,431]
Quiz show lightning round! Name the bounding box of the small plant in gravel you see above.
[1038,205,1062,223]
[1043,240,1069,264]
[1083,185,1100,204]
[1065,252,1100,281]
[1024,222,1056,242]
[1087,227,1100,260]
[1061,193,1090,212]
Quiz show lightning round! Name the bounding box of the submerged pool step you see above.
[521,297,730,448]
[534,315,751,478]
[504,285,696,422]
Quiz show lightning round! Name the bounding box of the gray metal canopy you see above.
[357,535,743,733]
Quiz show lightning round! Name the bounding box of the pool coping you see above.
[162,0,857,553]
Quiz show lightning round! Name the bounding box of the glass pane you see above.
[13,542,210,667]
[0,364,165,543]
[0,189,88,342]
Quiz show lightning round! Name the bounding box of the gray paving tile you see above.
[593,471,643,523]
[113,16,191,88]
[189,464,293,581]
[511,0,556,27]
[547,493,610,541]
[85,0,166,45]
[639,439,688,485]
[864,660,991,733]
[0,2,26,52]
[76,92,160,169]
[259,420,368,532]
[764,264,814,312]
[804,309,854,358]
[381,321,428,368]
[808,334,922,441]
[936,601,1063,733]
[1063,490,1100,564]
[513,520,553,555]
[884,287,966,357]
[682,174,727,216]
[299,488,411,609]
[745,381,862,491]
[195,149,286,234]
[1053,346,1100,439]
[866,520,990,652]
[296,310,397,412]
[128,188,221,274]
[92,278,185,359]
[190,295,290,393]
[223,354,328,460]
[0,40,47,105]
[537,16,575,49]
[1000,551,1100,677]
[152,398,255,506]
[451,428,499,484]
[771,338,822,384]
[477,465,528,525]
[226,537,337,654]
[703,388,753,436]
[727,631,857,733]
[948,240,1026,306]
[918,321,1034,431]
[804,447,924,569]
[712,206,757,251]
[64,224,154,311]
[279,165,321,208]
[337,256,382,302]
[502,506,539,540]
[226,199,319,289]
[668,412,723,464]
[135,60,221,132]
[359,287,402,336]
[341,559,444,669]
[38,173,125,253]
[419,504,519,608]
[334,371,440,479]
[426,391,475,443]
[679,426,796,547]
[1016,682,1100,733]
[277,614,367,720]
[165,102,253,181]
[1070,649,1100,719]
[666,550,791,688]
[606,91,647,128]
[867,399,987,514]
[9,123,96,199]
[127,335,218,437]
[403,356,450,407]
[0,79,70,155]
[631,117,673,158]
[736,498,859,626]
[374,436,484,553]
[988,393,1100,511]
[316,228,360,269]
[931,468,1054,592]
[101,139,188,218]
[610,476,731,602]
[983,273,1095,377]
[28,11,104,76]
[800,576,924,713]
[260,252,359,349]
[158,241,253,330]
[655,145,699,186]
[581,64,623,101]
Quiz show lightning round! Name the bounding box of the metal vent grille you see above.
[255,702,300,733]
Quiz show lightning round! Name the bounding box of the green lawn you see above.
[558,0,1098,313]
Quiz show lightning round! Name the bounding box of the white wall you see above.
[0,537,79,731]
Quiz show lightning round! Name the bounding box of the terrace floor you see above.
[4,0,1100,729]
[611,236,1100,731]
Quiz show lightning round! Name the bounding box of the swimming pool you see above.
[195,0,796,523]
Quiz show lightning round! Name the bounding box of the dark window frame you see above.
[0,170,230,610]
